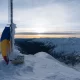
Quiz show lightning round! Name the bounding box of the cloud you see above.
[0,0,80,33]
[14,1,80,32]
[13,0,55,9]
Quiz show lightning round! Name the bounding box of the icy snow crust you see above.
[0,52,80,80]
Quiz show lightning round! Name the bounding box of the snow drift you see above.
[0,51,80,80]
[32,38,80,65]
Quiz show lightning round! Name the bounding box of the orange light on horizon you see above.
[15,34,80,38]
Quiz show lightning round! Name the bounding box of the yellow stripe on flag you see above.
[1,40,10,57]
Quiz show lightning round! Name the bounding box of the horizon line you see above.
[16,32,80,35]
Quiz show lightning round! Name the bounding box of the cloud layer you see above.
[0,0,80,33]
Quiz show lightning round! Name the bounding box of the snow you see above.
[32,38,80,55]
[9,49,23,60]
[1,38,80,79]
[0,51,80,80]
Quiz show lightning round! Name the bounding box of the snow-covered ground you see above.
[32,38,80,65]
[0,51,80,80]
[0,38,80,80]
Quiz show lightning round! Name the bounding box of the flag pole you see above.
[10,0,14,53]
[8,0,24,64]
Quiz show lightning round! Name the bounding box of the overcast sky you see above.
[0,0,80,33]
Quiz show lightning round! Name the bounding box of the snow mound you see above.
[0,51,80,80]
[35,52,49,58]
[35,52,54,60]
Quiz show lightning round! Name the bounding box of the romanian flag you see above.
[1,27,10,64]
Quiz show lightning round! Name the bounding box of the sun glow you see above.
[33,27,46,33]
[14,3,70,34]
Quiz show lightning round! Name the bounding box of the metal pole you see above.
[10,0,14,53]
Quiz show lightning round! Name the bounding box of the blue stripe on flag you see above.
[1,27,10,41]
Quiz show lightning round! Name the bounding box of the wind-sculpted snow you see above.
[15,38,80,65]
[32,38,80,65]
[0,52,80,80]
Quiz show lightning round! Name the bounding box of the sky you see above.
[0,0,80,34]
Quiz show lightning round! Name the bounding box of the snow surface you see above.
[8,49,23,60]
[0,51,80,80]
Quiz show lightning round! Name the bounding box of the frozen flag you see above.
[1,27,10,64]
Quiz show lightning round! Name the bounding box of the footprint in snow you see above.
[22,66,34,74]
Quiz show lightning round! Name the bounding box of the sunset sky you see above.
[0,0,80,35]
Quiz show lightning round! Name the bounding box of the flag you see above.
[1,27,10,64]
